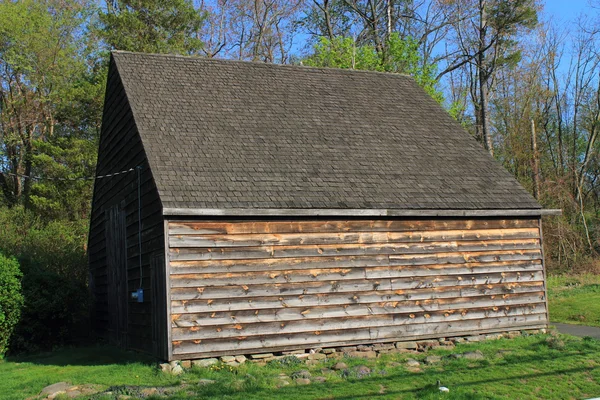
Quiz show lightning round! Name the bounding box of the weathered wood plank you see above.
[169,228,540,248]
[170,268,543,288]
[168,219,540,235]
[172,305,544,341]
[171,292,546,326]
[170,251,542,274]
[171,282,545,312]
[169,239,541,261]
[171,313,547,355]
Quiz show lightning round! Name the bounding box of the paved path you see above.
[553,322,600,339]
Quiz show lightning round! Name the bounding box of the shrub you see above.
[0,253,23,356]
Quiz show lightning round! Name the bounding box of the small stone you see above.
[291,370,312,379]
[463,351,484,360]
[439,341,455,347]
[141,388,158,396]
[169,360,180,368]
[251,360,267,366]
[181,360,192,369]
[41,383,71,397]
[277,380,290,387]
[48,391,67,400]
[225,361,240,367]
[507,331,522,338]
[326,352,344,359]
[66,390,82,398]
[322,348,336,354]
[220,355,236,363]
[313,377,327,383]
[310,348,323,353]
[405,359,420,367]
[159,363,172,373]
[373,343,395,351]
[465,335,482,342]
[352,365,371,378]
[171,365,184,375]
[308,353,326,360]
[293,353,311,359]
[250,353,274,359]
[296,378,311,385]
[450,353,463,359]
[424,355,442,364]
[347,351,377,359]
[417,340,439,349]
[193,358,219,368]
[305,359,320,366]
[396,341,418,350]
[198,379,216,385]
[341,346,357,352]
[235,355,247,364]
[388,362,401,367]
[321,368,334,374]
[356,345,372,351]
[333,362,348,370]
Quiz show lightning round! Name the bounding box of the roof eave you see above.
[162,208,562,217]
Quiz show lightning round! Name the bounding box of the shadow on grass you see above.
[5,343,156,367]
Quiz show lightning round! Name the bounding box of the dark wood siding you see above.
[167,218,548,359]
[88,56,166,357]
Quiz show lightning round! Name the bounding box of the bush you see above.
[0,206,90,353]
[0,254,23,356]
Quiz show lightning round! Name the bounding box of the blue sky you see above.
[544,0,592,21]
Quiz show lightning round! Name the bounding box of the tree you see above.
[441,0,538,154]
[304,33,443,103]
[98,0,205,54]
[0,0,102,211]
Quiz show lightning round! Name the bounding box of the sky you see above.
[544,0,593,22]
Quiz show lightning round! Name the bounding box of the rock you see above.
[356,345,372,351]
[373,343,395,351]
[347,350,377,359]
[321,368,334,374]
[305,360,320,366]
[41,382,71,397]
[396,341,418,350]
[235,355,247,364]
[171,364,184,375]
[425,355,442,364]
[352,365,371,378]
[326,352,344,359]
[507,331,522,338]
[291,370,312,380]
[439,341,455,347]
[159,363,172,373]
[387,362,401,367]
[141,388,159,396]
[225,361,240,367]
[314,377,327,383]
[464,335,482,342]
[322,348,336,354]
[405,359,420,367]
[198,379,216,386]
[193,358,219,368]
[308,353,326,360]
[341,346,357,353]
[47,391,67,400]
[282,350,305,355]
[250,353,274,359]
[220,355,236,363]
[417,340,439,349]
[169,360,180,368]
[295,378,311,385]
[181,360,192,369]
[277,380,290,387]
[66,390,81,398]
[333,362,348,370]
[463,351,484,360]
[449,353,463,359]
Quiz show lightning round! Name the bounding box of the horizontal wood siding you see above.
[167,218,547,359]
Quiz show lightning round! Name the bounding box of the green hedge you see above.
[0,254,23,356]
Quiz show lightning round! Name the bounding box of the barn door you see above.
[105,204,128,347]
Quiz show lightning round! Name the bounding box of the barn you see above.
[89,51,559,361]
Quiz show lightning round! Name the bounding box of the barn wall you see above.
[166,218,548,360]
[88,56,167,358]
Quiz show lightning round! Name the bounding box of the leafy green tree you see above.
[304,33,443,103]
[0,0,104,213]
[98,0,205,54]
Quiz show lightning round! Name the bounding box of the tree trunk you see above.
[478,0,493,156]
[531,119,541,200]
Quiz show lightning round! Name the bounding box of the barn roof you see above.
[110,51,543,216]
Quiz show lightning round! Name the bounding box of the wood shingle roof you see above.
[111,51,541,213]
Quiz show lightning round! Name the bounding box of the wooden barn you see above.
[89,51,559,361]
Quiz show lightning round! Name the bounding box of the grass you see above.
[547,273,600,327]
[1,333,599,399]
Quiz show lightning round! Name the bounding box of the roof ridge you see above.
[110,50,413,79]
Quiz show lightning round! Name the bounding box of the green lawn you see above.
[1,333,599,399]
[548,273,600,327]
